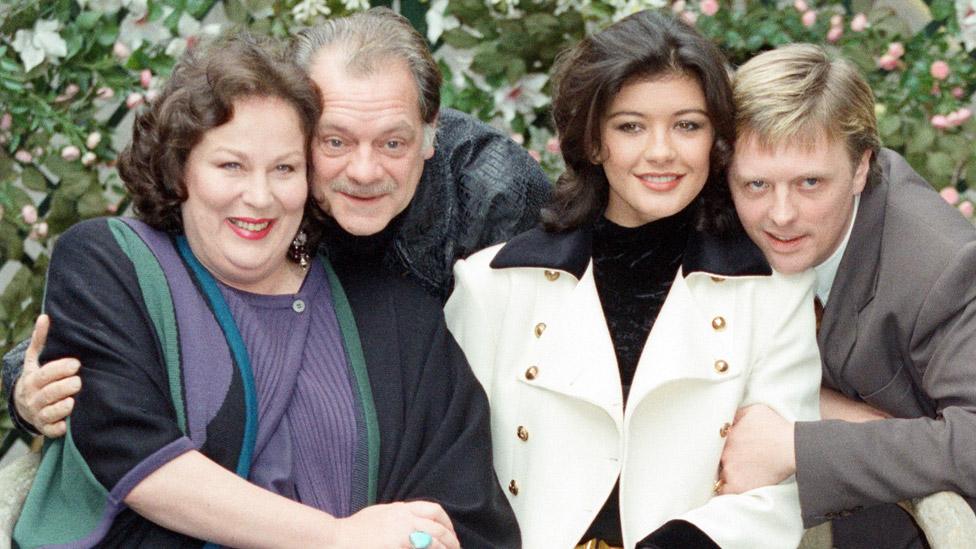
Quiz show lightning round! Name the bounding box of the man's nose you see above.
[346,144,383,184]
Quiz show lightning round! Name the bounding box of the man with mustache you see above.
[4,8,549,443]
[721,43,976,548]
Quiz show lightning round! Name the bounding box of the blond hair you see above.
[733,44,879,177]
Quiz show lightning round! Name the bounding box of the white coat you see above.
[445,227,822,549]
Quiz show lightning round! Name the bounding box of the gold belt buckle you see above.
[576,539,622,549]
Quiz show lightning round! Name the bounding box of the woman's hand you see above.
[14,314,81,437]
[331,501,459,549]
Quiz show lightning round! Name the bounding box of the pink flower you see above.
[86,131,102,149]
[957,108,972,123]
[96,86,115,100]
[528,149,542,162]
[931,114,950,129]
[55,83,80,102]
[681,9,698,25]
[700,0,719,16]
[940,187,961,205]
[878,54,899,71]
[850,13,868,31]
[886,42,904,59]
[140,69,152,89]
[81,151,97,166]
[510,133,524,145]
[801,10,817,28]
[827,26,843,43]
[14,149,32,163]
[952,87,965,99]
[33,222,48,238]
[930,60,950,81]
[546,137,561,154]
[112,41,131,59]
[126,92,144,109]
[21,204,37,224]
[0,113,11,131]
[960,201,974,219]
[61,145,81,161]
[793,0,807,12]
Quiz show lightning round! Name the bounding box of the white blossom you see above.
[426,0,460,43]
[341,0,370,12]
[76,0,124,13]
[958,0,976,52]
[12,19,67,72]
[493,73,549,124]
[119,6,172,51]
[292,0,331,24]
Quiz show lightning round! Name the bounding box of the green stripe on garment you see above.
[13,428,109,547]
[322,257,380,506]
[107,218,186,434]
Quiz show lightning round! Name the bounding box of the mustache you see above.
[327,178,397,198]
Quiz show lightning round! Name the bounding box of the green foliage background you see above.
[1,0,974,448]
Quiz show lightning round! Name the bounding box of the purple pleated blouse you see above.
[216,261,358,518]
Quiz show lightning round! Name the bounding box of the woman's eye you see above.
[275,164,295,173]
[617,122,641,133]
[747,180,767,191]
[676,120,702,131]
[220,162,241,170]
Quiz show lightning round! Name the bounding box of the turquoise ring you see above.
[409,530,433,549]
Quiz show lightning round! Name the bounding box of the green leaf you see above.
[20,167,47,192]
[76,11,101,29]
[906,124,935,155]
[878,115,901,138]
[97,21,120,47]
[45,192,78,235]
[442,29,482,50]
[0,222,23,264]
[76,187,107,218]
[938,134,971,164]
[925,151,954,179]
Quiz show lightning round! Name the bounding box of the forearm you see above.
[126,450,337,548]
[795,409,976,524]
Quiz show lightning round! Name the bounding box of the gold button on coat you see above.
[508,479,520,495]
[720,422,731,437]
[714,360,729,373]
[525,366,539,380]
[534,322,546,337]
[517,425,529,441]
[544,270,560,281]
[711,316,726,331]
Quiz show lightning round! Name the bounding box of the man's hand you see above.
[820,386,891,422]
[719,404,796,495]
[13,314,81,437]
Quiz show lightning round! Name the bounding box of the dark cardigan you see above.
[14,218,518,549]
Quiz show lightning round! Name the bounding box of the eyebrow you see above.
[211,147,304,162]
[606,108,709,119]
[317,121,416,137]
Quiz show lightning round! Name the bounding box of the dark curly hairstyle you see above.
[117,32,324,251]
[543,10,738,235]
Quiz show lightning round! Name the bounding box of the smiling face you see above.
[181,95,308,294]
[308,50,434,236]
[599,74,714,227]
[729,132,870,274]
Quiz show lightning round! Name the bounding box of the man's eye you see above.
[220,162,242,170]
[323,138,343,148]
[800,178,819,188]
[385,140,403,150]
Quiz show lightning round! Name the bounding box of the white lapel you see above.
[526,262,625,423]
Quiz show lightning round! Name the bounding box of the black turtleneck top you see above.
[581,207,692,545]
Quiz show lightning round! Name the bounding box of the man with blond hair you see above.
[720,43,976,548]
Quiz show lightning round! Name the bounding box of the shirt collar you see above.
[813,194,860,304]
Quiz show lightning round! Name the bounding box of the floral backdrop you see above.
[1,0,975,448]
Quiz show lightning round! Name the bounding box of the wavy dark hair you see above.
[543,10,738,235]
[117,32,324,253]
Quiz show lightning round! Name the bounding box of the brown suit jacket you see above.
[794,149,976,543]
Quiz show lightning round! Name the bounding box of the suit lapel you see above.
[819,178,888,384]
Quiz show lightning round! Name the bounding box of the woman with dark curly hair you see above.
[13,33,516,549]
[446,10,821,548]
